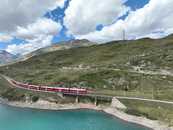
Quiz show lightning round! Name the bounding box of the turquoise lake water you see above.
[0,104,149,130]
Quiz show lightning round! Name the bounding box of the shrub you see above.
[32,96,39,102]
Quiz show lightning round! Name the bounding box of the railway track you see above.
[2,74,173,105]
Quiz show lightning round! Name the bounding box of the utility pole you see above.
[123,29,126,41]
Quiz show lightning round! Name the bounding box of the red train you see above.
[11,80,87,95]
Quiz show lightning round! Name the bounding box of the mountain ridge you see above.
[24,39,96,60]
[0,50,17,64]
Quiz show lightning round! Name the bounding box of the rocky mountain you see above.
[0,50,17,64]
[24,39,96,59]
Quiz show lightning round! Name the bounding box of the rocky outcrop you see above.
[0,50,16,64]
[111,97,127,110]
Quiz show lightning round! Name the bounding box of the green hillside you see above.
[1,36,173,125]
[1,36,173,101]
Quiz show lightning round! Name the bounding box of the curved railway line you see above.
[2,75,173,105]
[8,78,88,95]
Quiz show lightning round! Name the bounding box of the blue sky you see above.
[0,0,173,55]
[0,0,149,50]
[48,0,150,44]
[125,0,149,10]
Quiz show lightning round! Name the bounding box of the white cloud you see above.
[50,0,66,10]
[64,0,129,36]
[0,34,13,42]
[6,35,53,55]
[0,0,64,32]
[3,0,173,54]
[0,0,65,54]
[15,18,62,40]
[77,0,173,43]
[6,18,62,55]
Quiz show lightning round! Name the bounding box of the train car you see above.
[10,79,88,95]
[20,84,29,89]
[78,89,87,95]
[46,87,55,92]
[38,86,47,91]
[29,85,38,90]
[11,80,18,85]
[62,88,88,95]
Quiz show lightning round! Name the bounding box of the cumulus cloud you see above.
[0,0,65,54]
[6,35,53,55]
[77,0,173,43]
[0,34,13,42]
[64,0,130,36]
[0,0,64,32]
[6,18,62,55]
[50,0,66,10]
[3,0,173,54]
[14,18,62,40]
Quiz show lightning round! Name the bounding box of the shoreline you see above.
[0,98,172,130]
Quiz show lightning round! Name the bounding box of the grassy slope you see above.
[1,36,173,125]
[1,36,173,100]
[120,99,173,126]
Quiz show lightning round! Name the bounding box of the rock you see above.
[111,97,127,110]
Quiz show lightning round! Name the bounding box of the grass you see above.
[0,36,173,125]
[120,99,173,126]
[2,68,173,100]
[1,37,173,100]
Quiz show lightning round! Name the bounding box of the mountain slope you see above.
[0,50,17,64]
[1,36,173,126]
[24,39,96,59]
[1,35,173,101]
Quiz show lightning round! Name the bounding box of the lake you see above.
[0,104,149,130]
